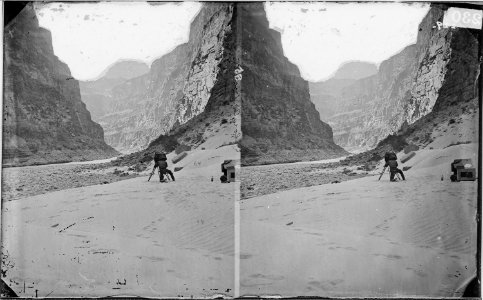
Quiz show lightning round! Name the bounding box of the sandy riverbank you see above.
[1,161,136,202]
[240,159,370,199]
[2,145,239,297]
[239,143,478,297]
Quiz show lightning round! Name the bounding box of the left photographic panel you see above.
[2,2,240,297]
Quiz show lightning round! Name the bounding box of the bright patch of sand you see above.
[2,146,239,297]
[239,143,478,297]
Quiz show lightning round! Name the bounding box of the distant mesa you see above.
[94,60,150,81]
[331,61,378,81]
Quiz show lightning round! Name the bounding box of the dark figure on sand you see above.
[384,158,405,182]
[153,152,175,182]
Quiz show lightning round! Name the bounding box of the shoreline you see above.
[1,162,140,202]
[2,155,119,169]
[243,156,349,169]
[241,160,374,200]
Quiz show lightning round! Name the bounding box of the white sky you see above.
[265,2,430,81]
[34,2,429,82]
[34,2,201,81]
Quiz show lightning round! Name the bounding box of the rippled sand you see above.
[240,143,478,297]
[2,146,238,297]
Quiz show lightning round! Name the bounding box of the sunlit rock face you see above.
[407,7,479,120]
[88,3,235,153]
[152,3,239,151]
[308,5,479,153]
[3,4,118,166]
[239,3,347,165]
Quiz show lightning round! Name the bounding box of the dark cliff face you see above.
[3,4,118,166]
[90,3,235,153]
[239,3,346,165]
[309,5,479,153]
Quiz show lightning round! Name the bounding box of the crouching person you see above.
[156,160,175,182]
[384,153,405,182]
[154,152,175,182]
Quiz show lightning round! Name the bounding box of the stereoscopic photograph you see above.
[1,0,481,298]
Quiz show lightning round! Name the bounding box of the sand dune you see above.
[239,143,478,297]
[2,146,239,298]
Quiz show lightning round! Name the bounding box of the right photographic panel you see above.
[239,2,480,297]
